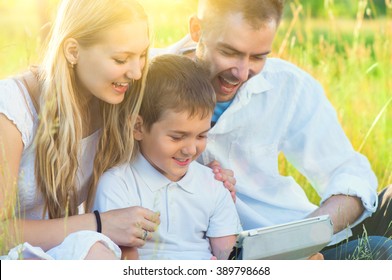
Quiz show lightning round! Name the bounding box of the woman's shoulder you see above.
[0,76,39,148]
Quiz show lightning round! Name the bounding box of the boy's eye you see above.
[170,136,182,141]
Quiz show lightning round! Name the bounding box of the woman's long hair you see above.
[35,0,148,218]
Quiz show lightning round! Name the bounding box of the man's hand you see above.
[207,160,236,202]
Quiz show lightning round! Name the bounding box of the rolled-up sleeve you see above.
[281,73,378,225]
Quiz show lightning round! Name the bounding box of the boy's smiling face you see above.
[135,109,212,182]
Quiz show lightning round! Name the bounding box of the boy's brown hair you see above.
[139,54,216,131]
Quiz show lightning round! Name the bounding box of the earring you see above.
[71,62,75,69]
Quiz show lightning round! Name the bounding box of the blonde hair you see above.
[35,0,148,218]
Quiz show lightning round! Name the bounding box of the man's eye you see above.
[220,49,235,56]
[253,55,267,61]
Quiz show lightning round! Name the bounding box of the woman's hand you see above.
[207,160,236,202]
[100,206,160,247]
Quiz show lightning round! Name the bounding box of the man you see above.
[154,0,392,259]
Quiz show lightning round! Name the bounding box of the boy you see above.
[93,54,242,260]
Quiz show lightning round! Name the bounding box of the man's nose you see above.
[233,58,250,82]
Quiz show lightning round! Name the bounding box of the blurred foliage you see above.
[285,0,392,18]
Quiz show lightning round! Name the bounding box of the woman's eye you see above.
[114,59,127,64]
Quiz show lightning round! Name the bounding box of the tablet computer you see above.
[230,215,333,260]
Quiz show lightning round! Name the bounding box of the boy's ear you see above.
[63,38,79,65]
[133,115,144,141]
[189,15,202,42]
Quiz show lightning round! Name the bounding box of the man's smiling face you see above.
[195,12,277,102]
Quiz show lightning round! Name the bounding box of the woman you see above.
[0,0,159,259]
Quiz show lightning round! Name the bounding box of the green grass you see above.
[274,7,392,203]
[0,1,391,255]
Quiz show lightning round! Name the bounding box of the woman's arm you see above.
[0,114,159,252]
[0,114,23,220]
[0,114,86,251]
[5,205,158,252]
[209,235,237,260]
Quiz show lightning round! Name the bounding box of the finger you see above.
[218,172,235,185]
[141,219,159,232]
[231,191,236,203]
[222,169,234,177]
[129,229,147,248]
[223,181,235,192]
[145,231,153,241]
[207,160,221,169]
[137,207,160,225]
[139,228,148,240]
[137,228,153,241]
[214,172,223,181]
[220,171,235,183]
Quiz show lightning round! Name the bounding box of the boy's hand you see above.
[308,253,324,260]
[207,160,236,202]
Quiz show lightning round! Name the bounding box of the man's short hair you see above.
[198,0,284,29]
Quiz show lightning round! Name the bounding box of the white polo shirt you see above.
[93,154,242,260]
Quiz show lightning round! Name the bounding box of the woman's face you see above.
[75,20,149,104]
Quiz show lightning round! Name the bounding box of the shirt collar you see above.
[133,153,196,194]
[237,71,274,100]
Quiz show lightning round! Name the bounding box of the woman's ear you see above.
[189,15,202,42]
[133,115,144,141]
[63,38,79,65]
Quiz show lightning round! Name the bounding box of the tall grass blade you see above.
[358,96,392,152]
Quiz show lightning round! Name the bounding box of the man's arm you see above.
[308,195,364,233]
[209,235,237,260]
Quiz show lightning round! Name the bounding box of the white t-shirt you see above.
[94,153,242,260]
